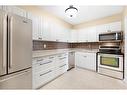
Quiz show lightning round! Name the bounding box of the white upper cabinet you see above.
[0,6,2,10]
[50,21,70,42]
[77,26,97,42]
[78,28,88,42]
[88,26,97,42]
[108,21,121,32]
[69,30,78,43]
[96,21,122,41]
[43,18,52,41]
[2,6,27,18]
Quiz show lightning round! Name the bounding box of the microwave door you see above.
[8,14,32,74]
[0,11,7,76]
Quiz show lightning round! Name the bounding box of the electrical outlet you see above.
[43,44,46,48]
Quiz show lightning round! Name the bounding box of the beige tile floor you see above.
[40,68,127,89]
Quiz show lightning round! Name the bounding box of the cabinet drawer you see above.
[56,53,68,66]
[33,60,55,72]
[33,69,54,89]
[53,64,68,78]
[57,53,68,58]
[33,55,55,64]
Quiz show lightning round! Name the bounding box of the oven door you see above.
[98,53,123,71]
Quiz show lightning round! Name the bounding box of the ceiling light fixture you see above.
[65,5,78,18]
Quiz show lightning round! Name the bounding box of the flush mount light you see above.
[65,5,78,18]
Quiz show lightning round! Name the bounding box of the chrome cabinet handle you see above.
[58,55,62,57]
[40,61,52,65]
[38,37,42,40]
[49,56,54,59]
[37,59,43,62]
[59,57,67,60]
[59,64,66,68]
[40,70,52,76]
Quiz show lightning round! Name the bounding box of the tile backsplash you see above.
[33,40,69,51]
[33,40,123,51]
[70,42,100,49]
[33,40,100,51]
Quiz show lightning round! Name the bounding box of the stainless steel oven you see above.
[98,53,123,71]
[97,43,124,79]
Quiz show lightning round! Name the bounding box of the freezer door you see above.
[8,14,32,73]
[0,68,32,89]
[0,10,7,76]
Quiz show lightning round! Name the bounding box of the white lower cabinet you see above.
[32,53,68,89]
[33,68,54,89]
[75,52,96,71]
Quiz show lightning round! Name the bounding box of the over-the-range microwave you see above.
[99,32,122,41]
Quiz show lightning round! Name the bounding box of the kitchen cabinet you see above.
[77,26,97,42]
[77,28,88,42]
[70,21,121,43]
[28,13,44,40]
[69,29,78,42]
[32,55,56,89]
[50,22,70,42]
[53,53,68,78]
[2,6,27,18]
[0,6,2,10]
[96,21,121,41]
[55,53,68,67]
[32,53,68,89]
[28,12,70,42]
[43,18,52,41]
[75,52,96,71]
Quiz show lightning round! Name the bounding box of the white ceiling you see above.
[40,6,124,25]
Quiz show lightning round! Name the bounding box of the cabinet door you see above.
[31,15,40,40]
[50,22,60,41]
[108,21,121,32]
[33,68,54,89]
[75,52,96,71]
[43,19,52,41]
[38,16,43,40]
[2,6,27,18]
[78,29,88,42]
[70,30,78,42]
[0,6,2,10]
[87,27,97,42]
[75,52,87,68]
[86,53,96,71]
[11,7,27,18]
[78,28,97,42]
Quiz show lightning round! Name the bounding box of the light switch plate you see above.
[44,44,47,48]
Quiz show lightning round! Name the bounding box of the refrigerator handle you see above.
[8,16,13,68]
[2,14,7,69]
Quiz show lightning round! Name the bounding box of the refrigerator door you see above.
[8,14,32,73]
[0,10,7,76]
[0,68,32,89]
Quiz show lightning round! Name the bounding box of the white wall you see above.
[124,16,127,82]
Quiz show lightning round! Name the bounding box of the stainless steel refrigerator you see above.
[0,10,32,89]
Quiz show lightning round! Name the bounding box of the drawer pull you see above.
[59,57,67,60]
[59,64,67,68]
[58,55,62,57]
[37,59,43,62]
[84,56,87,58]
[40,61,52,65]
[40,70,52,76]
[38,37,42,40]
[49,56,54,59]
